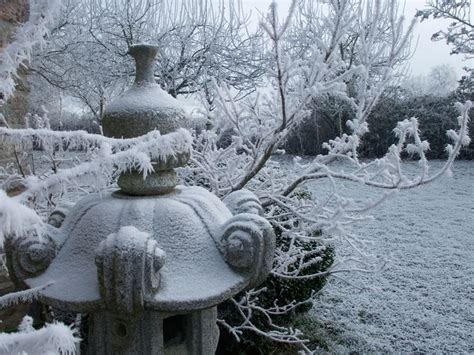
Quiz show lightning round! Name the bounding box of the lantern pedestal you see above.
[88,308,219,355]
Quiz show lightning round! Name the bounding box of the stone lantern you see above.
[5,44,275,354]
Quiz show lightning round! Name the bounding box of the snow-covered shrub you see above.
[218,238,334,351]
[361,92,474,159]
[217,189,335,352]
[284,95,354,156]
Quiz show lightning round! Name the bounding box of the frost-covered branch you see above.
[0,282,53,309]
[0,127,191,154]
[0,128,192,245]
[0,316,79,355]
[0,0,62,105]
[417,0,473,57]
[218,290,312,352]
[0,190,44,245]
[278,100,471,198]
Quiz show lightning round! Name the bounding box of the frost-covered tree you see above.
[31,0,265,121]
[403,63,459,97]
[0,0,472,353]
[282,0,415,157]
[427,64,459,95]
[416,0,473,57]
[416,0,473,94]
[0,0,81,352]
[187,1,470,350]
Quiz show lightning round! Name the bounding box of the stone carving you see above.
[95,226,166,314]
[5,208,69,286]
[223,190,263,216]
[220,190,274,288]
[219,213,275,288]
[102,45,189,140]
[102,44,192,196]
[47,209,67,228]
[12,45,276,354]
[152,150,191,171]
[117,169,178,196]
[5,233,56,286]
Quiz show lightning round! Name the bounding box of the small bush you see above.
[217,190,335,354]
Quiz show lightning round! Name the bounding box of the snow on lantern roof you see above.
[25,186,269,312]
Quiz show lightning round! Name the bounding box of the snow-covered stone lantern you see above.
[5,44,275,354]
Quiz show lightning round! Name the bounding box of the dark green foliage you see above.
[283,68,474,160]
[217,190,335,354]
[262,230,335,314]
[217,236,334,354]
[457,68,474,98]
[284,84,473,160]
[284,96,352,155]
[360,91,474,160]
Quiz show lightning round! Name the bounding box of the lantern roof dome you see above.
[26,186,253,313]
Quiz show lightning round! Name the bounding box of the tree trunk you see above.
[0,0,31,127]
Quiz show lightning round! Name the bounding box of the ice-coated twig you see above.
[0,282,53,309]
[0,0,62,105]
[0,316,79,355]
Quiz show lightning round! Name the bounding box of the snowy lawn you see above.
[305,160,473,353]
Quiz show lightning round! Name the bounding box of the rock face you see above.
[0,0,31,168]
[0,0,29,28]
[0,0,29,48]
[0,0,30,127]
[0,0,29,286]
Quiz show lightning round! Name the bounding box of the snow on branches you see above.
[416,0,473,57]
[0,0,62,105]
[0,316,79,355]
[0,128,192,246]
[0,282,53,310]
[0,189,44,245]
[184,0,470,347]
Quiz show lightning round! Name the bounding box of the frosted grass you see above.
[307,160,473,353]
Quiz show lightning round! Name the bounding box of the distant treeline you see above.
[285,86,474,160]
[41,85,473,160]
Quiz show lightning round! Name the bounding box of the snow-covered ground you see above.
[308,160,474,353]
[2,153,472,352]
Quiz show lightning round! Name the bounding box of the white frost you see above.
[0,316,79,355]
[0,190,44,246]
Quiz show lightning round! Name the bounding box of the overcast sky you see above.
[240,0,471,79]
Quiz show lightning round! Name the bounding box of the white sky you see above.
[240,0,472,79]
